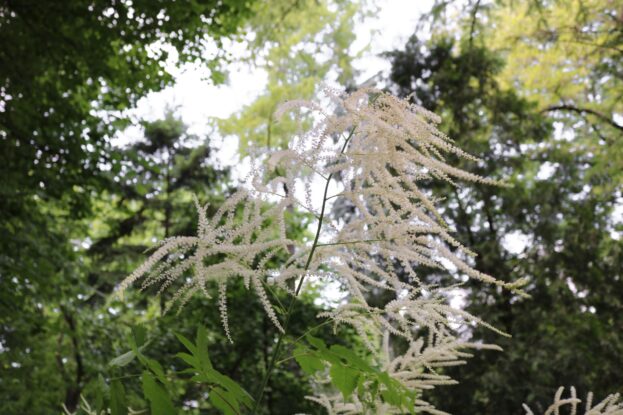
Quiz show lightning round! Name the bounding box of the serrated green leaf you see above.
[329,344,373,372]
[176,352,198,369]
[195,326,213,371]
[381,386,401,406]
[294,346,325,375]
[378,372,414,408]
[209,387,239,415]
[132,325,147,347]
[141,372,176,415]
[306,335,342,365]
[175,329,252,409]
[94,374,107,413]
[305,335,328,352]
[175,332,197,356]
[143,356,168,386]
[110,379,127,415]
[330,363,359,400]
[209,369,254,408]
[108,350,136,368]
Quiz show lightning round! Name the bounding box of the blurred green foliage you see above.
[1,0,621,414]
[385,1,623,412]
[1,3,254,409]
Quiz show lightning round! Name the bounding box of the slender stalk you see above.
[315,238,389,248]
[325,192,345,201]
[250,126,357,414]
[288,318,334,348]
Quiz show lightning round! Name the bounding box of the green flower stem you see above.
[315,238,390,248]
[250,126,356,414]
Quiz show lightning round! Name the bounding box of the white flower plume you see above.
[118,190,294,334]
[523,387,623,415]
[120,88,530,413]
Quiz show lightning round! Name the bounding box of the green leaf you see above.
[208,369,254,408]
[109,340,149,368]
[360,377,378,403]
[293,346,325,375]
[195,326,213,371]
[110,379,128,415]
[93,374,107,413]
[141,371,177,415]
[381,387,401,406]
[108,350,136,368]
[305,334,328,352]
[329,344,373,372]
[329,363,359,400]
[209,387,239,415]
[174,329,253,409]
[378,372,413,408]
[306,335,340,365]
[176,352,198,369]
[135,183,150,196]
[132,325,148,347]
[174,332,198,356]
[143,356,168,386]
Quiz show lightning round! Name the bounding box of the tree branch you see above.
[541,104,623,132]
[468,0,482,50]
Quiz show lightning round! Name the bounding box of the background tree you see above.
[0,0,254,201]
[0,2,366,412]
[385,2,623,412]
[1,3,254,410]
[0,109,336,414]
[2,0,621,413]
[218,0,364,152]
[88,113,334,414]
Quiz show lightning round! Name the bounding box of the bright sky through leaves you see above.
[115,1,433,155]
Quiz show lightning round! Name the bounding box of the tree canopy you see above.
[385,1,622,412]
[1,0,621,414]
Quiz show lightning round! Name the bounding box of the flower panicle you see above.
[122,88,528,413]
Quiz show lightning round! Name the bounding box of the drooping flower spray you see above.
[120,88,528,413]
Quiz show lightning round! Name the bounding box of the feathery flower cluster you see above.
[118,190,294,337]
[306,328,502,415]
[266,88,527,412]
[269,88,527,294]
[120,88,527,412]
[523,387,623,415]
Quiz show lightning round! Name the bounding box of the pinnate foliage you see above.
[104,325,255,415]
[175,326,255,415]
